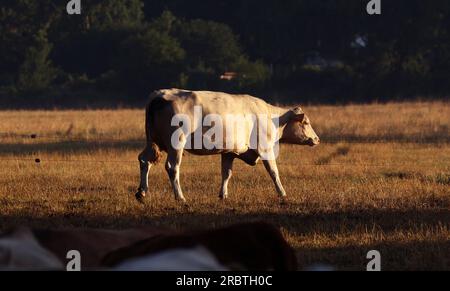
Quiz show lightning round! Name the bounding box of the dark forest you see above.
[1,0,449,107]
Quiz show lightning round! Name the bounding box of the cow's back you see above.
[151,89,273,117]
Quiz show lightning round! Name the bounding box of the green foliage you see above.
[1,0,450,103]
[17,29,58,93]
[84,0,144,30]
[231,57,270,89]
[117,27,186,92]
[0,0,59,93]
[174,19,243,73]
[151,10,177,34]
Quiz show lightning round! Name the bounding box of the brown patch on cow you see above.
[144,97,172,160]
[138,143,162,164]
[149,143,162,164]
[33,227,167,269]
[101,222,297,271]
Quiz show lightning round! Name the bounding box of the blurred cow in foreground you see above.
[137,89,320,202]
[0,222,297,271]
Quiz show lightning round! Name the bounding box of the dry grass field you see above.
[0,101,449,270]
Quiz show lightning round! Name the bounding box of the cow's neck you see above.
[268,104,292,139]
[268,104,290,118]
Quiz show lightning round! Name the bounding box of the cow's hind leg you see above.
[165,149,186,202]
[219,154,235,199]
[136,145,159,203]
[262,159,287,198]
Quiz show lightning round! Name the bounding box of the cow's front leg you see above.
[136,147,153,202]
[165,149,186,202]
[262,159,287,198]
[219,154,235,199]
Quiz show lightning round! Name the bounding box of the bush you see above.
[17,29,57,93]
[116,27,186,93]
[231,57,270,90]
[174,18,243,73]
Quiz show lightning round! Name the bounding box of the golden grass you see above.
[0,101,449,270]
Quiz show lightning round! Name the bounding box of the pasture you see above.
[0,101,449,270]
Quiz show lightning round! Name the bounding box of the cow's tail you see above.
[143,94,168,164]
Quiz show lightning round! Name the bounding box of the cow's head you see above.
[280,107,320,146]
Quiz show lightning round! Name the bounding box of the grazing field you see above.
[0,101,449,270]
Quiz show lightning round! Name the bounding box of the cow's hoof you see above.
[279,196,288,205]
[135,191,146,204]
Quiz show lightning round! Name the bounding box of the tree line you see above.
[1,0,449,107]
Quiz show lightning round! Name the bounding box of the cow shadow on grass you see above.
[0,140,145,156]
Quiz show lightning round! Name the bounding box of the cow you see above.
[0,222,297,270]
[136,89,320,203]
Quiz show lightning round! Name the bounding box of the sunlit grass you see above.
[0,101,449,270]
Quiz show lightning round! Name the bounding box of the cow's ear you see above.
[294,113,305,123]
[290,107,305,122]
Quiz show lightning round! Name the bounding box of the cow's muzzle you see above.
[307,137,320,146]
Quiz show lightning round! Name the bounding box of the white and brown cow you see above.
[136,89,319,202]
